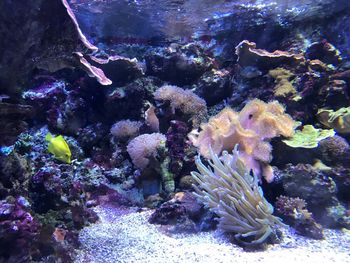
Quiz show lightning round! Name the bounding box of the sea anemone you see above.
[191,146,285,245]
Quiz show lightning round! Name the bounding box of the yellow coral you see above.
[268,68,296,97]
[189,99,296,182]
[317,107,350,134]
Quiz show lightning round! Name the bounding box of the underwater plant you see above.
[191,146,285,246]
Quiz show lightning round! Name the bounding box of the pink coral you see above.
[144,104,160,132]
[110,120,143,141]
[127,133,166,169]
[153,85,207,126]
[189,99,296,182]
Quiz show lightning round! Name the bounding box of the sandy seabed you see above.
[75,205,350,263]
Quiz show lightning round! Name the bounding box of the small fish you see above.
[45,133,72,164]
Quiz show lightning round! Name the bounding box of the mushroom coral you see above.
[189,99,296,182]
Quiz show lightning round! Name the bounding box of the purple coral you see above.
[275,195,324,239]
[0,197,40,262]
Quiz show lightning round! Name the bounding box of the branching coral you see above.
[189,99,297,182]
[191,146,285,245]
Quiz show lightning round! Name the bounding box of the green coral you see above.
[191,145,284,246]
[155,140,175,195]
[282,125,335,148]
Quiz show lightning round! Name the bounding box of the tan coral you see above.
[317,107,350,134]
[189,99,296,182]
[145,103,160,132]
[268,68,297,98]
[153,85,207,127]
[235,40,305,69]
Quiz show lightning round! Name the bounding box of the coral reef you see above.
[145,43,213,86]
[0,197,41,262]
[165,120,190,175]
[317,107,350,134]
[318,79,350,108]
[149,192,203,233]
[85,54,144,86]
[1,0,350,260]
[305,40,342,66]
[282,125,335,148]
[104,77,160,121]
[318,135,350,165]
[0,102,34,145]
[0,147,31,199]
[111,120,143,141]
[235,40,305,70]
[154,85,208,128]
[281,164,350,228]
[195,69,233,106]
[144,104,160,132]
[190,99,296,182]
[127,133,175,196]
[0,0,94,94]
[275,195,324,239]
[127,133,167,170]
[192,146,284,247]
[268,68,297,98]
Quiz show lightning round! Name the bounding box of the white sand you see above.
[75,205,350,263]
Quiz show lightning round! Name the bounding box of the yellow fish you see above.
[45,133,72,164]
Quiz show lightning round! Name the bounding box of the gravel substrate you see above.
[75,205,350,263]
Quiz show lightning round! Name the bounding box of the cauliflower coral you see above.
[189,99,297,182]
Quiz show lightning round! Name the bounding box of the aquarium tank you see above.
[1,0,350,262]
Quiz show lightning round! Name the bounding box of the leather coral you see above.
[189,99,296,182]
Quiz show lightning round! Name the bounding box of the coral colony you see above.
[0,0,350,262]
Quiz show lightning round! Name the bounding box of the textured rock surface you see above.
[0,0,89,94]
